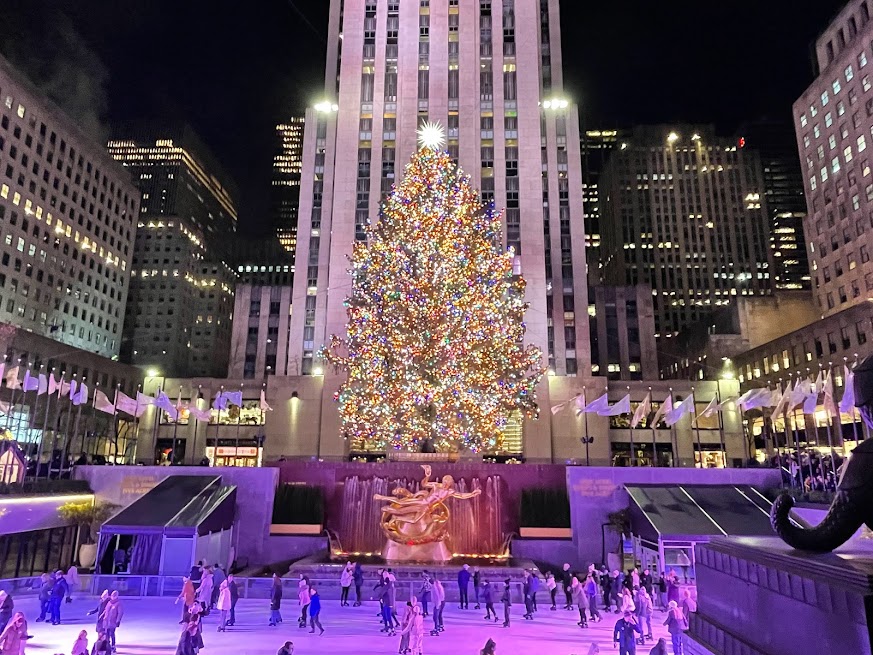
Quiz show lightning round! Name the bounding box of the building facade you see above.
[288,0,590,456]
[793,0,873,316]
[580,129,623,283]
[107,125,239,378]
[589,284,658,381]
[0,55,139,358]
[228,283,294,379]
[739,119,810,290]
[600,125,774,340]
[273,118,305,258]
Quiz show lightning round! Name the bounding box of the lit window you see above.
[804,134,811,148]
[810,176,817,190]
[800,113,808,127]
[821,90,829,105]
[814,124,821,138]
[810,104,818,117]
[16,105,24,119]
[821,167,828,182]
[864,75,872,92]
[861,51,869,68]
[846,65,855,81]
[859,135,867,152]
[833,79,842,95]
[845,145,854,162]
[829,134,837,150]
[825,112,833,127]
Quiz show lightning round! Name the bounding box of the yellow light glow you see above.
[0,494,94,506]
[667,132,679,144]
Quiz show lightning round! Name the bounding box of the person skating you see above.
[0,612,23,655]
[480,580,497,622]
[269,574,283,627]
[560,563,573,609]
[418,573,431,617]
[430,576,445,635]
[308,585,324,635]
[640,569,654,596]
[585,574,601,622]
[521,570,534,620]
[663,601,688,655]
[649,637,668,655]
[91,630,112,655]
[216,579,232,632]
[226,575,239,626]
[545,571,557,610]
[480,638,496,655]
[381,572,397,635]
[188,603,205,654]
[679,590,696,620]
[0,592,12,632]
[99,591,123,652]
[398,598,417,654]
[609,571,622,613]
[49,570,69,625]
[620,587,636,615]
[656,575,668,611]
[276,641,294,655]
[472,566,481,609]
[636,587,654,640]
[529,570,540,612]
[36,574,52,622]
[600,566,612,611]
[457,564,471,609]
[173,622,197,655]
[176,578,195,623]
[339,562,353,607]
[297,574,310,627]
[352,562,364,606]
[189,562,203,592]
[500,578,511,628]
[210,564,226,610]
[613,610,644,655]
[66,566,80,603]
[196,567,213,615]
[571,576,588,627]
[71,629,89,655]
[400,604,424,655]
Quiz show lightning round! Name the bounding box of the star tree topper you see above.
[417,121,446,150]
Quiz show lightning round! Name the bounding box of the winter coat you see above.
[270,583,283,611]
[584,578,597,597]
[216,584,232,611]
[71,634,89,655]
[0,596,11,614]
[481,583,493,603]
[298,580,310,606]
[402,612,424,650]
[38,581,52,602]
[67,567,80,590]
[665,610,688,635]
[308,592,321,616]
[620,593,636,614]
[473,570,481,587]
[381,579,396,608]
[458,568,471,588]
[637,594,653,617]
[680,596,697,618]
[228,580,239,604]
[649,641,669,655]
[530,575,540,593]
[523,577,532,598]
[352,564,364,587]
[546,576,557,591]
[561,569,573,589]
[100,599,124,629]
[340,566,353,588]
[197,573,213,603]
[613,617,643,648]
[0,622,21,655]
[641,573,653,594]
[419,578,432,599]
[189,565,202,583]
[571,583,586,608]
[212,567,226,590]
[432,580,445,604]
[500,584,511,605]
[179,580,195,606]
[51,578,69,599]
[94,597,110,631]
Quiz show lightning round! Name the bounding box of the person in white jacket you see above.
[216,580,232,632]
[429,577,446,636]
[65,566,80,603]
[339,562,353,607]
[197,568,214,615]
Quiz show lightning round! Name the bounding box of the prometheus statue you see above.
[374,464,481,562]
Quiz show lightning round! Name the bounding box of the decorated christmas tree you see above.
[322,122,543,453]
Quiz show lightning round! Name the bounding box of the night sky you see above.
[0,0,848,235]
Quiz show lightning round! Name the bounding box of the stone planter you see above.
[79,543,98,568]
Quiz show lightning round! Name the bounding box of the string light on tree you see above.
[321,127,543,453]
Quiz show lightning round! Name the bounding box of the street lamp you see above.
[580,436,594,466]
[314,101,339,113]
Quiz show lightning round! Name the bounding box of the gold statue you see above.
[374,464,481,561]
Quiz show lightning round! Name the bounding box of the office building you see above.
[581,129,623,282]
[600,125,774,339]
[107,125,239,377]
[740,119,810,290]
[0,55,139,358]
[273,118,305,258]
[793,0,873,315]
[588,284,658,380]
[232,237,294,286]
[228,283,294,379]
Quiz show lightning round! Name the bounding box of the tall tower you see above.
[273,118,305,258]
[289,0,589,456]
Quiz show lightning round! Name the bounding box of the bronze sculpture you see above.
[770,355,873,552]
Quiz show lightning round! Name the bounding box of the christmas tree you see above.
[322,122,543,453]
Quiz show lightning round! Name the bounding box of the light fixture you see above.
[291,391,300,399]
[146,368,160,378]
[313,366,324,376]
[540,98,569,110]
[691,134,701,141]
[314,101,339,113]
[667,132,679,144]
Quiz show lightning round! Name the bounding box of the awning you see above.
[626,484,774,544]
[102,475,236,537]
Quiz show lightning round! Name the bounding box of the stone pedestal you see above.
[686,535,873,655]
[382,539,452,562]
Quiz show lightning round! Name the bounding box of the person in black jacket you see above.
[227,575,239,626]
[500,579,511,628]
[481,580,497,622]
[560,564,573,610]
[269,574,283,627]
[0,590,12,632]
[472,567,481,609]
[36,573,54,622]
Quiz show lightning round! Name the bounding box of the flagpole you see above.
[191,384,203,466]
[151,385,162,458]
[785,376,802,488]
[131,384,142,464]
[844,356,860,445]
[234,383,243,466]
[170,385,182,466]
[50,372,67,477]
[71,379,87,464]
[777,378,790,488]
[820,363,838,484]
[856,354,870,442]
[668,388,678,467]
[6,357,21,431]
[649,387,657,467]
[28,364,47,472]
[688,387,701,468]
[10,360,27,439]
[581,386,591,466]
[260,383,267,466]
[37,367,55,480]
[215,384,225,464]
[59,375,77,477]
[626,385,635,467]
[715,381,726,468]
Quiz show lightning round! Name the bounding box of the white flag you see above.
[812,370,824,394]
[598,394,631,417]
[549,403,566,416]
[136,391,155,407]
[651,395,673,427]
[5,366,20,390]
[94,390,116,414]
[116,391,146,417]
[823,371,839,418]
[259,390,273,412]
[770,385,792,419]
[802,390,819,414]
[788,379,810,408]
[574,391,587,413]
[154,391,178,420]
[22,370,39,392]
[840,365,856,414]
[697,397,718,420]
[59,378,71,398]
[189,405,212,422]
[583,393,609,414]
[37,373,48,395]
[630,393,651,428]
[225,390,243,407]
[72,382,89,406]
[212,391,228,410]
[666,393,695,427]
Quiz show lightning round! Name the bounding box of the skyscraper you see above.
[289,0,589,454]
[0,55,139,358]
[273,118,305,258]
[793,0,873,315]
[739,118,810,290]
[107,124,239,377]
[600,125,774,340]
[580,129,623,283]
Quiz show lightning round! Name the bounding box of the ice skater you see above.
[226,575,239,626]
[418,572,432,617]
[457,564,471,609]
[176,579,195,623]
[269,574,283,627]
[571,576,588,627]
[500,578,511,628]
[585,573,601,622]
[613,610,643,655]
[92,629,112,655]
[308,585,324,635]
[353,562,364,606]
[196,567,213,615]
[473,566,481,609]
[99,591,123,652]
[0,612,24,655]
[216,579,232,632]
[400,604,424,655]
[529,570,540,612]
[71,629,89,655]
[0,592,12,632]
[521,571,534,620]
[297,574,310,627]
[49,570,69,625]
[561,563,573,610]
[481,579,498,622]
[545,571,557,610]
[664,601,688,655]
[636,587,653,640]
[36,574,52,622]
[430,576,445,635]
[380,572,397,635]
[398,597,418,654]
[66,565,80,603]
[480,638,496,655]
[340,562,353,607]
